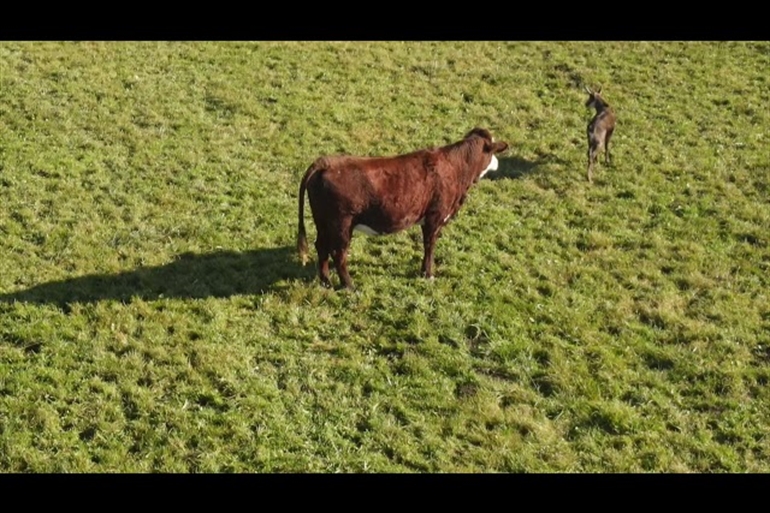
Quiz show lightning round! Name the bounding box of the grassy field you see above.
[0,41,768,472]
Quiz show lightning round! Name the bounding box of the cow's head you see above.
[465,127,509,180]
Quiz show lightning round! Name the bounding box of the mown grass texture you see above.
[0,41,769,472]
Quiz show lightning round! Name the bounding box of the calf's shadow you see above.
[0,246,313,309]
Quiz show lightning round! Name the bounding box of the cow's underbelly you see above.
[353,224,382,236]
[354,216,425,236]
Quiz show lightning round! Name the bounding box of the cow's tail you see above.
[297,161,321,266]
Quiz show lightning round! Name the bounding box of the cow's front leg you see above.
[421,222,441,279]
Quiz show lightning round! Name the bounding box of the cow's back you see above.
[307,152,439,235]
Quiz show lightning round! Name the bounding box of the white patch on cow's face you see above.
[478,154,499,179]
[354,224,380,236]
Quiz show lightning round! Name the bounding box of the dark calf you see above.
[585,85,616,183]
[297,128,509,289]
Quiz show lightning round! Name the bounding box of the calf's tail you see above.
[297,161,321,266]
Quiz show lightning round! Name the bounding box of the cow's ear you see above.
[483,138,508,154]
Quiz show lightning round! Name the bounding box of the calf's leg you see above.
[605,128,614,166]
[587,146,596,183]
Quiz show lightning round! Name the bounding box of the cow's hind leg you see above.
[330,219,355,290]
[331,246,353,290]
[315,236,333,288]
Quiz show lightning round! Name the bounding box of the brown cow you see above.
[585,85,616,183]
[297,128,509,289]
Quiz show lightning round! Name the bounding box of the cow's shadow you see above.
[487,154,568,180]
[0,246,313,309]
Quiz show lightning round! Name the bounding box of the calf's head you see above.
[584,85,607,111]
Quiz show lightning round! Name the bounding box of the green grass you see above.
[0,41,769,472]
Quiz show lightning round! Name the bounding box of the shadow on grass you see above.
[487,154,568,180]
[0,246,314,308]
